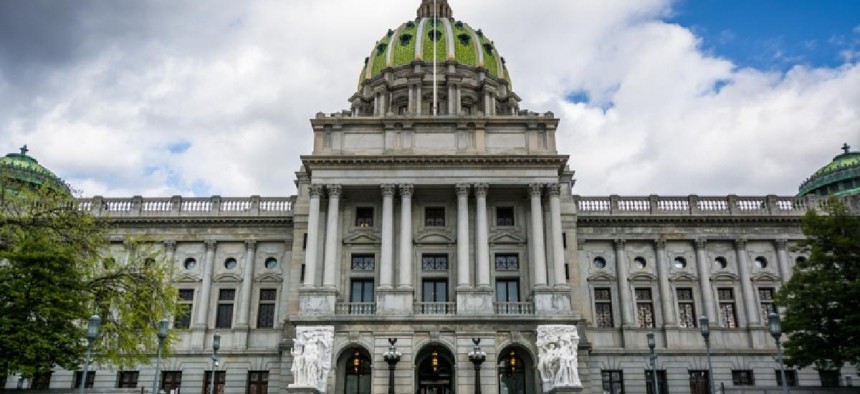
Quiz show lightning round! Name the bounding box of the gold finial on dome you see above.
[417,0,453,19]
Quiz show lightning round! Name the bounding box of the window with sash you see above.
[215,289,235,329]
[161,371,181,393]
[718,288,738,328]
[496,207,515,226]
[776,370,797,387]
[496,279,520,302]
[355,207,374,227]
[31,372,51,390]
[175,289,194,329]
[73,371,95,389]
[635,288,655,328]
[677,288,697,328]
[203,371,226,394]
[422,279,448,302]
[495,254,519,271]
[117,371,139,388]
[759,288,777,321]
[731,370,754,386]
[257,289,277,328]
[351,254,375,271]
[601,370,624,394]
[421,254,449,271]
[247,371,268,394]
[350,279,375,303]
[425,207,445,226]
[594,288,614,328]
[645,370,668,394]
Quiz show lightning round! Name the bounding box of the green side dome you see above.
[798,143,860,197]
[0,145,70,194]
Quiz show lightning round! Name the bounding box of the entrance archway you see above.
[498,346,536,394]
[415,345,455,394]
[338,346,372,394]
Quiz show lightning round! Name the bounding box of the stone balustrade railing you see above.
[573,195,835,216]
[76,196,295,217]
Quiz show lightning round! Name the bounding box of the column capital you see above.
[775,239,788,250]
[381,184,396,197]
[164,240,177,252]
[204,240,217,251]
[473,183,489,197]
[528,183,543,197]
[735,238,747,249]
[326,184,342,198]
[695,238,707,251]
[399,184,414,197]
[614,239,626,250]
[245,239,258,250]
[309,184,324,198]
[654,239,666,250]
[456,183,471,197]
[547,183,561,197]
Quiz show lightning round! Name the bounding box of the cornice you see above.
[301,154,570,170]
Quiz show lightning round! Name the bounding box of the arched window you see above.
[498,348,528,394]
[344,349,371,394]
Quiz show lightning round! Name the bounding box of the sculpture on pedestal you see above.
[289,326,335,393]
[537,325,583,392]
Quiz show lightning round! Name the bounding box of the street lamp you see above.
[80,314,101,394]
[647,332,659,394]
[768,312,789,394]
[382,338,402,394]
[700,315,715,394]
[209,332,221,394]
[151,319,170,394]
[468,339,487,394]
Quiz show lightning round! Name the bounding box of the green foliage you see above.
[776,198,860,370]
[0,175,182,377]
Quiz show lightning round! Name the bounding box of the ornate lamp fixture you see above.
[768,312,789,394]
[382,339,402,394]
[700,316,715,394]
[468,339,487,394]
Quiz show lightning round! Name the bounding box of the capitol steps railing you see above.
[335,302,376,316]
[76,195,295,217]
[414,302,457,315]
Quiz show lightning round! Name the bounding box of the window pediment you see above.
[343,231,382,245]
[587,272,616,282]
[214,272,243,282]
[669,271,699,282]
[255,272,284,283]
[489,231,526,245]
[710,272,739,282]
[414,230,455,245]
[628,271,657,282]
[173,272,201,283]
[751,271,781,282]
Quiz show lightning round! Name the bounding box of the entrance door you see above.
[689,370,710,394]
[417,348,454,394]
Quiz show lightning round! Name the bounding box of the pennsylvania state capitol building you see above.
[3,1,860,393]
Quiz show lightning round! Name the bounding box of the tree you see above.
[776,197,860,370]
[0,175,184,380]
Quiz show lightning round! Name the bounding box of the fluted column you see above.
[416,85,423,115]
[323,185,342,289]
[775,239,792,283]
[236,240,257,327]
[695,239,716,322]
[194,240,217,328]
[398,184,414,289]
[614,239,633,326]
[303,185,323,288]
[456,184,471,288]
[380,184,396,289]
[655,240,675,325]
[474,184,491,289]
[735,239,759,326]
[164,240,177,278]
[529,184,548,288]
[548,184,567,287]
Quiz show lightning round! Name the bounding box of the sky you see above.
[0,0,857,198]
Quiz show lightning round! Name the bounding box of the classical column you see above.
[775,239,792,283]
[194,240,217,328]
[695,239,716,322]
[529,184,548,288]
[456,184,471,288]
[398,184,414,289]
[548,184,567,287]
[614,239,633,326]
[164,240,177,278]
[303,185,323,288]
[474,184,491,288]
[236,240,257,328]
[654,240,675,326]
[735,239,760,326]
[416,85,423,116]
[323,185,342,289]
[380,184,396,288]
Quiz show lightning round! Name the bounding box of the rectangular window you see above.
[495,254,519,271]
[73,371,95,389]
[776,370,797,387]
[819,370,840,387]
[203,371,226,394]
[350,279,375,303]
[718,288,738,328]
[351,254,375,271]
[689,370,709,394]
[677,288,697,328]
[247,371,269,394]
[31,372,51,390]
[421,254,449,271]
[759,287,777,321]
[161,371,182,394]
[731,370,755,386]
[215,288,236,329]
[601,370,624,394]
[644,370,668,394]
[594,288,614,328]
[422,279,448,302]
[425,207,445,226]
[175,289,194,329]
[256,289,277,329]
[117,371,139,388]
[496,207,515,226]
[356,207,374,227]
[496,279,520,302]
[635,288,655,328]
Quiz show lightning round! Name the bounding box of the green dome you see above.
[0,146,70,194]
[798,143,860,197]
[358,2,511,87]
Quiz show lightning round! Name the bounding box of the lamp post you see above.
[382,338,402,394]
[80,315,101,394]
[209,332,221,394]
[647,332,659,394]
[151,319,170,394]
[768,312,789,394]
[700,316,715,394]
[468,338,487,394]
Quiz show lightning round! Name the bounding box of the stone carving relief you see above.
[536,325,582,392]
[289,326,335,392]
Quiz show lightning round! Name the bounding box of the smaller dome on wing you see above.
[798,143,860,197]
[0,145,70,195]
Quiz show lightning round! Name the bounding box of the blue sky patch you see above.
[168,141,191,154]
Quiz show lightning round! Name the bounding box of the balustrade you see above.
[76,196,294,217]
[414,302,457,315]
[573,195,818,216]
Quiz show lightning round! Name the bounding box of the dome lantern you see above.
[417,0,453,19]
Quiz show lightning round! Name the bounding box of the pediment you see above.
[628,271,657,281]
[214,272,243,282]
[587,271,617,282]
[343,231,382,245]
[255,272,284,283]
[751,271,781,282]
[489,231,527,246]
[710,272,739,282]
[414,230,455,245]
[669,271,699,282]
[174,272,201,283]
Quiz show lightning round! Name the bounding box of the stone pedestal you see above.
[457,288,494,315]
[376,288,414,315]
[549,387,583,394]
[298,288,338,316]
[533,287,573,315]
